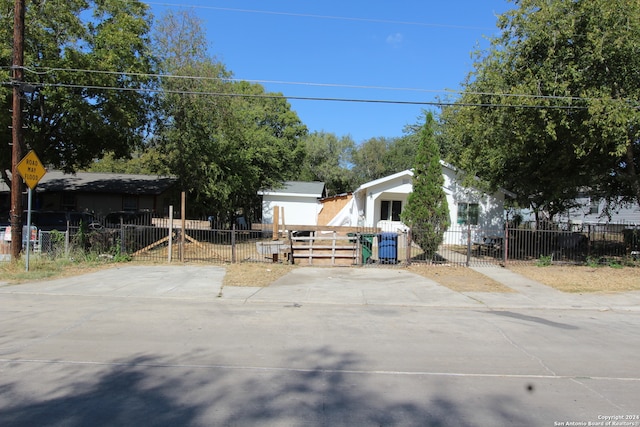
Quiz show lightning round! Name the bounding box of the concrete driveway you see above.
[1,265,639,426]
[10,264,637,310]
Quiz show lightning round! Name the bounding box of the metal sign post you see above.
[25,187,32,271]
[16,150,46,271]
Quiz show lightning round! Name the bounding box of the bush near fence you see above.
[404,221,640,266]
[506,223,639,265]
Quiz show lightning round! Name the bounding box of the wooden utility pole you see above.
[10,0,25,259]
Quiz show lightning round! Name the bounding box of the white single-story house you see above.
[555,196,639,226]
[513,192,639,227]
[258,181,327,226]
[327,161,514,241]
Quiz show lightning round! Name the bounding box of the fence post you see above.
[288,230,295,265]
[180,191,186,263]
[503,225,509,266]
[466,223,471,266]
[406,230,412,265]
[168,205,173,263]
[119,217,125,256]
[231,223,237,263]
[587,224,592,259]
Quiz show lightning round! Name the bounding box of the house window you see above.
[123,196,139,212]
[457,203,479,225]
[589,198,600,215]
[61,194,76,211]
[380,200,402,221]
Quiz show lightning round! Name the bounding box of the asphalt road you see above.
[1,265,639,426]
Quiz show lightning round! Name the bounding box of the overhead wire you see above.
[0,3,600,110]
[1,65,597,109]
[15,65,460,96]
[0,78,591,110]
[134,2,623,109]
[143,2,496,31]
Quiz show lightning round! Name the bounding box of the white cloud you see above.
[386,33,403,47]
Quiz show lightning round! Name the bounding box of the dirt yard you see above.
[222,263,295,287]
[406,265,514,292]
[509,265,640,293]
[222,262,640,294]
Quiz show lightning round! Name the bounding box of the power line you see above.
[16,65,455,96]
[11,66,593,104]
[1,80,591,110]
[143,2,496,32]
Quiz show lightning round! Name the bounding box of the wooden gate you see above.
[290,231,359,266]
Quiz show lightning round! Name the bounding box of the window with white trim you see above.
[457,202,479,225]
[380,200,402,221]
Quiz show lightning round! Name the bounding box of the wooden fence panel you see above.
[290,233,359,266]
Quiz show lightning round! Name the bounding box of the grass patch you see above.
[0,253,293,289]
[0,254,120,284]
[407,264,514,293]
[222,262,295,287]
[509,265,640,293]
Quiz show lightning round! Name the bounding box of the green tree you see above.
[84,151,164,174]
[152,10,307,220]
[0,0,156,183]
[298,131,354,196]
[223,81,307,218]
[350,136,417,186]
[440,0,640,220]
[401,112,450,258]
[350,137,390,184]
[385,135,419,175]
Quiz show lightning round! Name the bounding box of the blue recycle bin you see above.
[377,232,398,264]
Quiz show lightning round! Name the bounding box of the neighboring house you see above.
[327,161,513,240]
[513,193,639,227]
[555,195,640,226]
[1,171,178,219]
[258,181,327,226]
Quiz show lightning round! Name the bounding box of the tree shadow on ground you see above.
[1,348,537,426]
[1,355,201,427]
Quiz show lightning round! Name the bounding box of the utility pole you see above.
[10,0,25,259]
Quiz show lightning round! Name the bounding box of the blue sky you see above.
[147,1,512,143]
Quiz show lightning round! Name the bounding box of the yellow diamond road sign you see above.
[17,150,47,190]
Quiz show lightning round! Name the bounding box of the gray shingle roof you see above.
[33,171,177,195]
[259,181,326,197]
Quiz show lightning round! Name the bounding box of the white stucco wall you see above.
[359,178,413,228]
[262,195,322,226]
[444,168,506,244]
[443,168,505,229]
[349,167,507,238]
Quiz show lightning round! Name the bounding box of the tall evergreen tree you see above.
[401,112,450,259]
